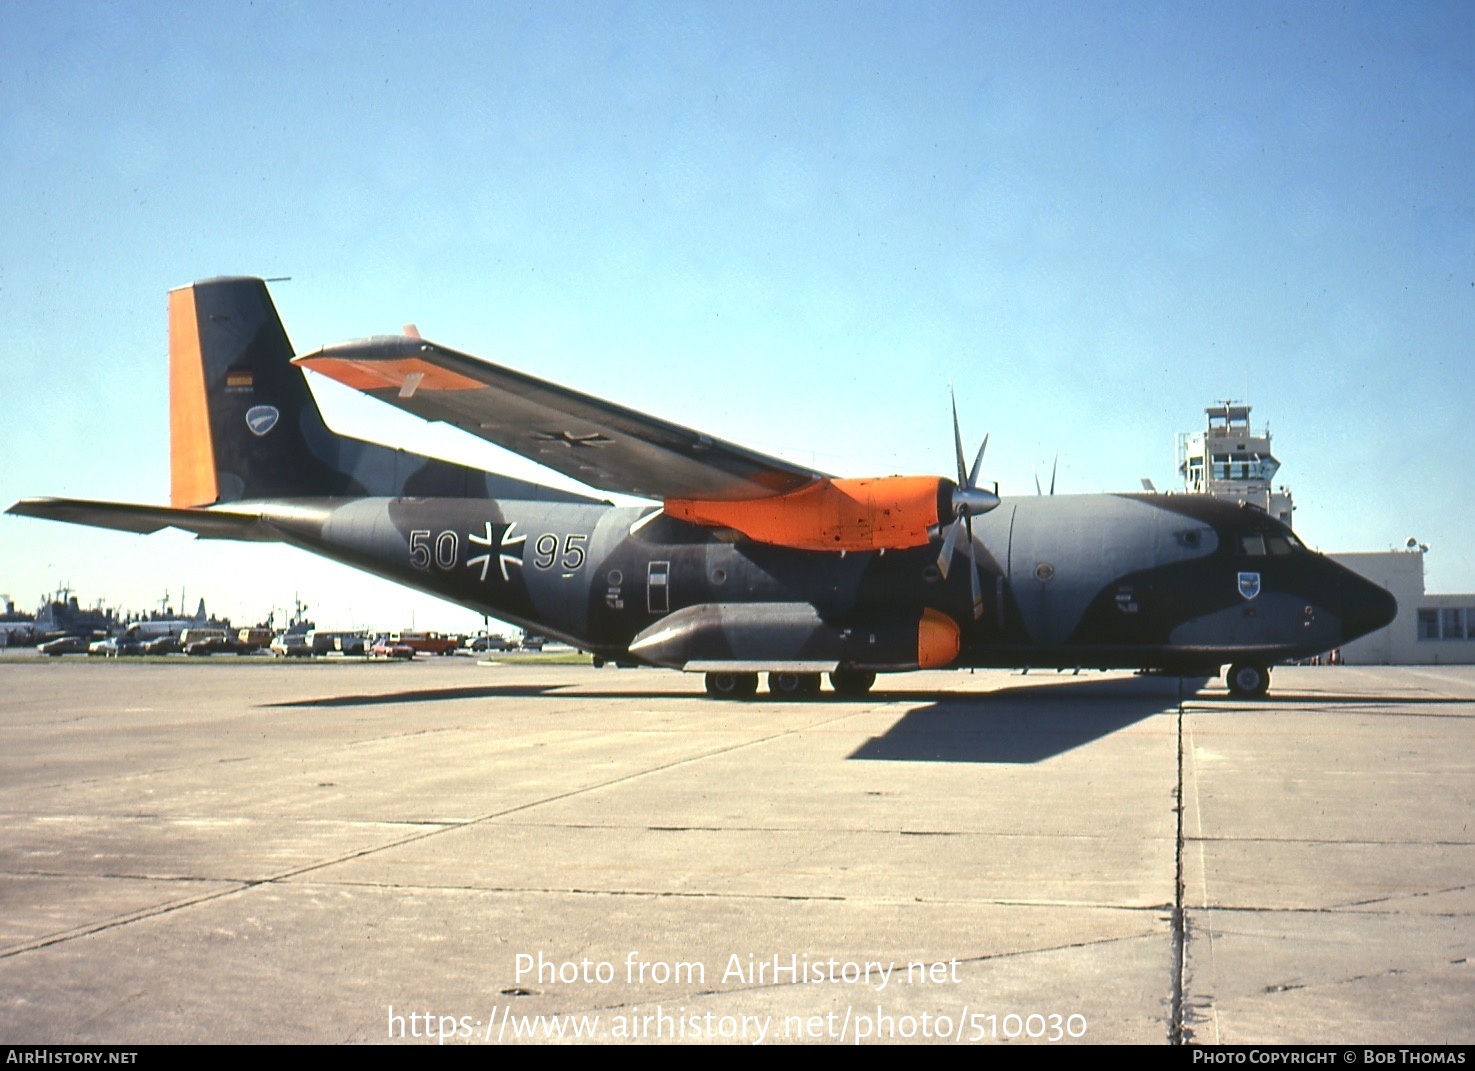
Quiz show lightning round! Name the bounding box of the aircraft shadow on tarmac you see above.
[265,684,572,707]
[265,673,1209,765]
[260,673,1453,764]
[848,674,1211,765]
[264,674,1201,718]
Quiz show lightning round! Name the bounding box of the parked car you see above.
[464,632,512,652]
[269,631,312,657]
[39,635,90,656]
[88,635,146,657]
[185,635,239,656]
[370,635,415,659]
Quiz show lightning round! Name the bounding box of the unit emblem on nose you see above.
[1237,572,1262,600]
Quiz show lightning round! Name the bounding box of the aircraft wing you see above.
[7,499,280,541]
[294,337,827,501]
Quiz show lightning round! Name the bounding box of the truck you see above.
[389,630,460,655]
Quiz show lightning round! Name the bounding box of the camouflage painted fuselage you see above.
[242,489,1395,674]
[9,277,1397,689]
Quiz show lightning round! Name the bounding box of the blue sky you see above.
[2,1,1472,631]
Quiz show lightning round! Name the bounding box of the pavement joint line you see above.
[1170,683,1188,1045]
[502,823,1156,838]
[0,883,252,958]
[0,706,861,960]
[1181,836,1475,846]
[1191,883,1475,914]
[257,877,1181,911]
[1183,712,1221,1045]
[1262,966,1416,996]
[1338,882,1475,908]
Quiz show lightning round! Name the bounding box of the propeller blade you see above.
[939,389,997,605]
[967,518,983,619]
[1049,453,1058,496]
[936,518,963,578]
[1034,468,1042,496]
[967,434,989,489]
[950,391,968,485]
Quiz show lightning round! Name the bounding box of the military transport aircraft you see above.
[8,277,1396,699]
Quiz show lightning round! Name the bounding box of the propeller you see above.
[1033,454,1058,496]
[936,392,1001,619]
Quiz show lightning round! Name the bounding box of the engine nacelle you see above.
[664,476,948,551]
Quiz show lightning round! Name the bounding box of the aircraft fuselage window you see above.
[1238,533,1267,557]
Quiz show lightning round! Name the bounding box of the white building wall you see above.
[1331,551,1475,665]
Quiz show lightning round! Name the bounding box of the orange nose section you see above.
[917,608,961,669]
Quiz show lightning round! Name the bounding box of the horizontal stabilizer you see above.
[6,498,278,541]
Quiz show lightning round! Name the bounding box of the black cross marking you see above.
[531,430,614,449]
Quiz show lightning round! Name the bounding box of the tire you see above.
[1226,662,1270,698]
[829,670,876,697]
[768,671,821,699]
[704,671,758,699]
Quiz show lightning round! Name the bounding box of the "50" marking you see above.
[409,527,589,578]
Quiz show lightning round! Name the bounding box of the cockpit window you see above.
[1266,534,1295,556]
[1236,524,1303,557]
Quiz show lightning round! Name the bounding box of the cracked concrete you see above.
[0,656,1470,1044]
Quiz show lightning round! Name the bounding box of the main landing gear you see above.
[1225,662,1271,698]
[701,670,878,700]
[703,671,759,699]
[767,671,822,699]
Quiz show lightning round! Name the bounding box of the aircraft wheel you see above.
[768,671,821,700]
[829,670,876,697]
[704,671,758,699]
[1226,662,1270,698]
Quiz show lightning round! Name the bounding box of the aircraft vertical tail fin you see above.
[169,277,349,505]
[169,277,587,505]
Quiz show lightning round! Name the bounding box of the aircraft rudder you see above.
[163,277,542,504]
[168,277,345,504]
[168,283,218,507]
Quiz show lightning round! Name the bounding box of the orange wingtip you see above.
[298,355,482,393]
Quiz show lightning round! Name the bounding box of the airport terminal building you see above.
[1331,549,1475,665]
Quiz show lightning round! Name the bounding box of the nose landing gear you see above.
[1226,662,1270,698]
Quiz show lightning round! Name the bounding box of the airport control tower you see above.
[1176,402,1295,527]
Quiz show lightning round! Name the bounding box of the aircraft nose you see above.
[1339,569,1398,643]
